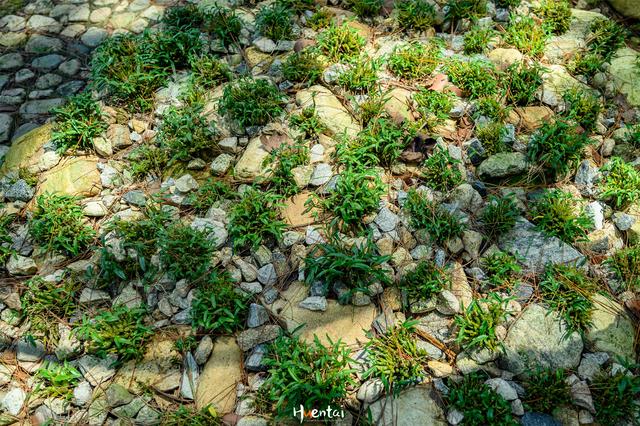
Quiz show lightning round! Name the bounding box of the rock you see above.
[0,113,12,142]
[608,0,640,19]
[0,53,23,71]
[37,157,101,197]
[296,85,361,138]
[83,201,108,217]
[484,378,518,401]
[428,360,453,378]
[521,413,561,426]
[609,48,640,106]
[357,378,384,403]
[234,137,270,179]
[487,48,524,71]
[257,264,277,286]
[245,344,268,372]
[136,405,162,425]
[577,352,609,381]
[501,304,583,374]
[194,336,214,365]
[570,378,595,413]
[612,212,636,231]
[447,409,464,425]
[196,336,242,414]
[375,207,398,232]
[16,337,45,361]
[586,294,636,362]
[79,287,110,304]
[477,152,527,180]
[6,255,37,275]
[106,383,133,407]
[247,303,269,328]
[383,88,414,123]
[447,262,472,309]
[210,153,233,175]
[299,296,327,311]
[368,386,447,426]
[81,27,108,47]
[55,324,81,359]
[73,381,92,406]
[309,163,333,186]
[1,387,26,416]
[498,218,585,273]
[78,355,117,386]
[107,124,132,149]
[436,290,459,315]
[180,352,199,400]
[237,325,281,351]
[92,136,112,157]
[540,65,591,108]
[122,190,146,206]
[515,106,554,132]
[111,396,148,419]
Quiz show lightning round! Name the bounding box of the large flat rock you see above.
[196,336,242,414]
[0,123,51,174]
[37,156,101,198]
[586,294,636,362]
[368,386,447,426]
[610,47,640,107]
[296,85,361,139]
[233,137,270,180]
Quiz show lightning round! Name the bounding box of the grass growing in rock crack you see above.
[415,89,454,125]
[356,91,388,127]
[526,120,592,182]
[599,157,640,210]
[538,264,597,336]
[260,334,355,419]
[605,245,640,290]
[347,0,383,18]
[455,292,510,352]
[317,23,366,62]
[34,361,82,400]
[421,146,464,191]
[307,8,333,30]
[29,193,95,257]
[474,97,510,122]
[74,304,153,362]
[399,260,448,301]
[304,233,391,300]
[228,188,286,251]
[51,92,108,154]
[476,121,508,155]
[538,0,571,35]
[365,321,428,394]
[158,222,215,282]
[387,41,441,80]
[502,62,544,106]
[444,58,498,99]
[264,142,310,196]
[290,107,327,140]
[306,167,385,233]
[445,0,487,25]
[591,368,640,423]
[337,56,381,93]
[481,251,522,289]
[529,189,592,243]
[187,55,232,92]
[191,271,249,334]
[522,367,571,413]
[568,18,627,77]
[0,213,15,264]
[188,178,237,213]
[219,78,286,127]
[504,16,548,57]
[447,371,518,426]
[130,145,170,179]
[203,6,243,47]
[562,87,601,132]
[256,3,293,41]
[463,26,496,54]
[161,405,222,426]
[162,4,204,30]
[480,195,520,240]
[282,49,325,86]
[405,189,466,245]
[396,0,436,31]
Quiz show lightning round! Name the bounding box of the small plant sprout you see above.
[539,0,572,35]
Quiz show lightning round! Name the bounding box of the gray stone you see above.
[19,98,65,118]
[0,112,12,141]
[14,68,34,83]
[577,352,608,381]
[106,383,133,407]
[79,287,110,304]
[68,4,90,22]
[27,15,62,33]
[477,152,528,180]
[210,153,233,175]
[0,53,23,71]
[484,378,518,401]
[245,344,268,372]
[309,163,333,186]
[368,386,447,426]
[73,381,92,406]
[78,355,117,386]
[299,296,327,311]
[1,387,26,416]
[6,255,37,275]
[16,337,45,361]
[31,54,65,70]
[357,378,384,403]
[122,190,147,206]
[111,396,148,418]
[36,73,63,89]
[570,378,595,413]
[194,336,214,365]
[0,15,26,32]
[247,303,269,328]
[375,207,398,232]
[81,27,108,47]
[5,179,34,202]
[521,413,560,426]
[257,263,277,285]
[237,324,281,351]
[58,59,81,76]
[57,80,84,97]
[136,405,161,425]
[25,35,63,53]
[612,212,636,231]
[253,37,276,53]
[180,352,199,400]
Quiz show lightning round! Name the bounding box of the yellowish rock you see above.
[37,156,101,197]
[196,336,242,414]
[0,123,51,174]
[233,137,270,180]
[296,85,361,138]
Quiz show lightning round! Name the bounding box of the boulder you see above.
[609,48,640,107]
[539,65,591,107]
[368,386,447,426]
[487,48,524,71]
[515,106,554,132]
[37,156,101,197]
[196,336,242,414]
[476,152,528,180]
[296,85,361,138]
[608,0,640,19]
[0,123,51,174]
[544,10,605,64]
[586,294,636,362]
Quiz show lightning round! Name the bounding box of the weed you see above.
[448,372,518,425]
[219,78,286,127]
[463,26,496,54]
[0,0,24,18]
[445,0,487,25]
[405,189,466,245]
[228,188,286,251]
[527,120,591,182]
[396,0,436,31]
[504,16,548,57]
[34,361,82,400]
[347,0,383,17]
[421,146,464,191]
[264,142,310,196]
[29,193,95,257]
[529,190,592,243]
[74,305,153,362]
[567,50,606,77]
[158,222,215,282]
[588,18,627,62]
[399,260,448,301]
[523,367,572,413]
[365,321,428,394]
[256,3,293,40]
[290,107,327,140]
[414,89,454,124]
[495,0,520,6]
[0,214,15,264]
[356,91,388,127]
[191,272,249,334]
[605,245,640,290]
[481,251,521,288]
[282,49,325,86]
[129,145,170,179]
[539,0,571,35]
[599,157,640,210]
[277,0,315,13]
[444,58,498,99]
[188,55,232,90]
[476,121,507,155]
[307,8,333,30]
[51,92,108,154]
[480,195,519,240]
[317,23,366,62]
[203,6,243,46]
[161,405,221,426]
[502,62,544,106]
[388,42,441,80]
[261,335,355,419]
[337,57,381,93]
[474,97,510,122]
[562,88,601,132]
[538,264,597,336]
[591,369,640,423]
[174,335,197,354]
[305,168,385,233]
[189,178,237,213]
[455,292,510,352]
[163,5,204,30]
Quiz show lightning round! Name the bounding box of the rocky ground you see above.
[0,0,640,424]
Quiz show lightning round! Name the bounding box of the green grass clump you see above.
[599,157,640,210]
[189,178,237,213]
[0,214,15,264]
[29,193,95,257]
[256,3,293,40]
[463,26,496,54]
[158,223,215,282]
[0,0,24,18]
[474,97,510,122]
[421,146,464,191]
[539,0,572,35]
[605,245,640,290]
[264,142,310,196]
[129,145,169,179]
[21,276,81,347]
[388,42,441,80]
[482,251,521,288]
[162,4,204,30]
[191,272,249,334]
[74,305,153,362]
[529,190,592,243]
[337,57,381,93]
[527,120,591,182]
[455,293,509,352]
[34,361,82,400]
[188,55,232,91]
[161,405,221,426]
[444,58,498,99]
[591,370,640,424]
[365,321,428,394]
[447,372,517,426]
[396,0,436,31]
[261,335,355,419]
[504,16,548,57]
[480,195,519,240]
[356,91,388,127]
[568,18,627,77]
[502,62,544,106]
[399,260,448,301]
[414,89,454,124]
[282,49,324,86]
[290,107,327,140]
[317,23,366,62]
[307,8,333,30]
[305,233,390,299]
[476,121,507,156]
[523,367,572,413]
[405,189,466,245]
[347,0,383,17]
[336,118,414,168]
[562,88,601,132]
[228,188,286,251]
[538,264,597,336]
[277,0,315,13]
[306,168,385,233]
[496,0,520,6]
[51,92,107,154]
[204,6,243,47]
[445,0,487,25]
[219,78,286,127]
